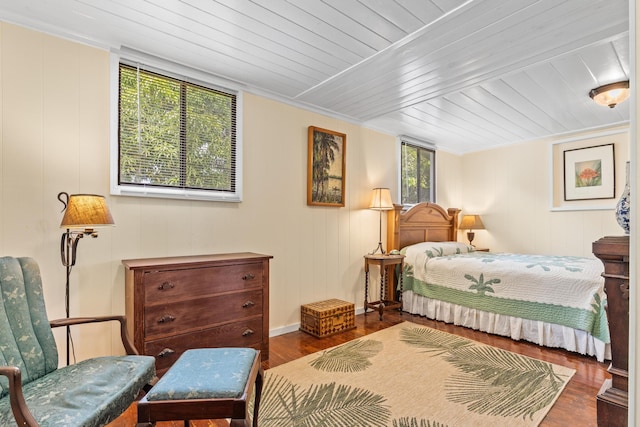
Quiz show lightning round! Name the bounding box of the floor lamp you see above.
[58,192,115,365]
[369,188,394,255]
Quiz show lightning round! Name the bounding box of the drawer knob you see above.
[158,314,176,324]
[242,328,255,336]
[158,282,175,291]
[157,348,175,358]
[242,301,255,308]
[242,273,255,280]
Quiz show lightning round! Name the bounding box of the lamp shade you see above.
[589,81,630,108]
[369,188,393,211]
[60,194,115,229]
[459,214,485,230]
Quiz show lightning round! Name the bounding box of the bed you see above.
[386,202,610,362]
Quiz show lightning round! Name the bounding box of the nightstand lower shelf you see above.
[365,299,402,320]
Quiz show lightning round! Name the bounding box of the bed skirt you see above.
[403,290,611,362]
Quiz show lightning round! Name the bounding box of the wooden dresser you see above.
[592,236,629,427]
[123,252,272,375]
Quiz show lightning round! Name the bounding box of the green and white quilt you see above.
[401,242,609,343]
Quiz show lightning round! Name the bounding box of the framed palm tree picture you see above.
[307,126,346,207]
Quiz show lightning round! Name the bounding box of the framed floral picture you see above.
[307,126,346,207]
[563,143,615,201]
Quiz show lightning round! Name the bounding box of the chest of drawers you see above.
[592,236,629,426]
[123,253,271,375]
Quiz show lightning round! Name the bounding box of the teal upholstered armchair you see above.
[0,256,156,426]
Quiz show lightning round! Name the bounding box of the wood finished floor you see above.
[110,311,609,426]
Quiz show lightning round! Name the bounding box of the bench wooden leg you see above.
[230,364,263,427]
[253,366,263,427]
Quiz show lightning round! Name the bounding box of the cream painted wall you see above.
[0,22,118,358]
[0,22,415,361]
[434,150,463,209]
[242,94,401,329]
[458,128,630,256]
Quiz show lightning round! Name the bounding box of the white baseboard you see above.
[269,306,366,337]
[268,324,299,337]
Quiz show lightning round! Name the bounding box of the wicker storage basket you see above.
[300,299,356,338]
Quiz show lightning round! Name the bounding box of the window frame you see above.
[398,136,436,206]
[110,50,243,202]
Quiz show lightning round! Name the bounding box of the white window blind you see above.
[114,61,241,201]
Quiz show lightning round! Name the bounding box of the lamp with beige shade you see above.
[369,188,394,254]
[459,214,485,246]
[58,192,115,365]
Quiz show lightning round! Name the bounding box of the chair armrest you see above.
[49,315,139,356]
[0,366,38,426]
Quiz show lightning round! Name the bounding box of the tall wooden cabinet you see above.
[592,236,629,427]
[123,252,272,375]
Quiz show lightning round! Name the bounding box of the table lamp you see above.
[459,214,484,246]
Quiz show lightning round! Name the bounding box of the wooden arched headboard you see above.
[386,203,461,251]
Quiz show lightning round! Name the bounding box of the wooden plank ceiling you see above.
[0,0,629,153]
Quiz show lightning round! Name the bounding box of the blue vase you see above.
[615,161,630,234]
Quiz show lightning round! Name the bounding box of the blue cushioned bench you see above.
[137,348,263,427]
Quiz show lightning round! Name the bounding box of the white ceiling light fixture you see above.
[589,81,630,108]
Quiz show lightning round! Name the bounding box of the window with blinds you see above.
[116,63,239,201]
[400,139,435,205]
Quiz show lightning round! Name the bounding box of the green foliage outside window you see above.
[401,142,434,204]
[119,64,236,192]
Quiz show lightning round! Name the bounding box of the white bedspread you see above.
[400,242,609,356]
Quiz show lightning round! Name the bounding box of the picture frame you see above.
[563,143,615,201]
[307,126,346,207]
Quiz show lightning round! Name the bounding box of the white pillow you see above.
[401,241,474,258]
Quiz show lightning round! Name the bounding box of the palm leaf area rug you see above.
[258,321,575,427]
